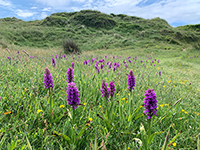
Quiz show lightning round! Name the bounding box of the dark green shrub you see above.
[70,10,116,29]
[116,22,143,33]
[63,39,81,54]
[41,16,68,27]
[0,17,23,22]
[177,24,200,32]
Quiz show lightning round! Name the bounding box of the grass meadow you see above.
[0,47,200,150]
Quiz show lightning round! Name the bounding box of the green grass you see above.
[0,10,200,51]
[0,47,199,149]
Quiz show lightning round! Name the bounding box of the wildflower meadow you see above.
[0,48,200,150]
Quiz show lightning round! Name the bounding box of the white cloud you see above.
[35,0,70,8]
[32,0,200,25]
[42,7,51,11]
[73,0,86,2]
[71,7,82,12]
[88,0,200,25]
[31,7,38,9]
[39,12,48,19]
[127,0,200,24]
[15,9,36,18]
[0,0,12,6]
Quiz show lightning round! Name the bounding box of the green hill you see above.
[176,24,200,32]
[0,10,200,51]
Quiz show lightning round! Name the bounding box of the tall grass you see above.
[0,48,199,149]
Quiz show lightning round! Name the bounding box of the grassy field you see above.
[0,46,199,149]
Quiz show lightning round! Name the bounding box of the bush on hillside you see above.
[177,24,200,32]
[70,10,116,29]
[116,22,143,33]
[0,17,23,22]
[41,16,68,27]
[63,39,81,54]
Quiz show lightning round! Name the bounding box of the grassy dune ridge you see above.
[0,10,200,51]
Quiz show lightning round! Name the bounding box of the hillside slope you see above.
[0,10,200,51]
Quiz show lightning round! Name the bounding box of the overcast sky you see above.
[0,0,200,27]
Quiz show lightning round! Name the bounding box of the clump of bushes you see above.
[70,10,116,29]
[41,16,68,27]
[63,39,81,54]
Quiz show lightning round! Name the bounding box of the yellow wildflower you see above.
[157,107,159,109]
[122,98,125,100]
[89,118,93,121]
[60,105,65,108]
[24,88,27,91]
[163,86,165,88]
[164,104,169,106]
[4,111,12,114]
[198,90,200,92]
[167,80,171,83]
[126,100,128,104]
[128,93,130,96]
[83,103,87,106]
[160,104,163,107]
[173,142,176,147]
[134,70,136,72]
[180,81,183,84]
[37,109,43,113]
[184,111,188,114]
[128,147,130,150]
[116,93,120,96]
[99,105,101,108]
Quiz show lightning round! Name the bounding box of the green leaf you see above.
[59,144,63,150]
[11,140,17,150]
[128,114,131,122]
[76,126,87,140]
[54,114,64,123]
[7,143,11,150]
[198,134,200,150]
[167,130,182,146]
[135,114,144,120]
[26,136,32,150]
[162,127,170,150]
[62,135,71,141]
[148,133,155,145]
[140,123,148,150]
[68,109,72,120]
[0,134,6,147]
[148,131,164,145]
[52,131,71,141]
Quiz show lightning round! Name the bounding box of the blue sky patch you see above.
[0,0,200,27]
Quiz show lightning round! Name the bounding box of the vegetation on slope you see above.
[0,10,200,51]
[177,24,200,32]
